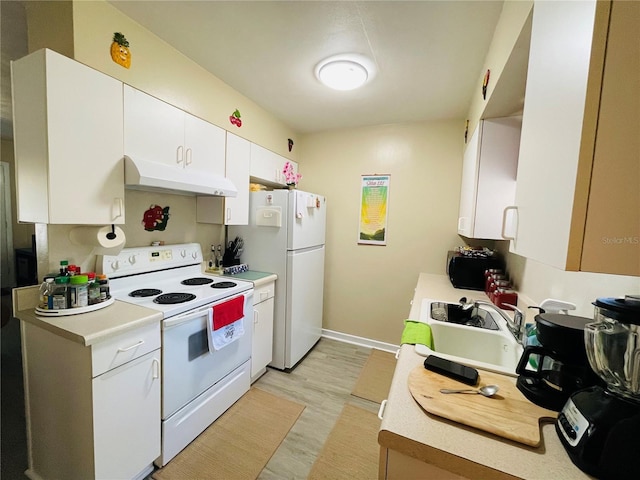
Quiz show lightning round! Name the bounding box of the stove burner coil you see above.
[153,293,197,304]
[181,277,215,286]
[129,288,163,297]
[211,281,237,289]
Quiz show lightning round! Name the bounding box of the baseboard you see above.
[321,329,398,353]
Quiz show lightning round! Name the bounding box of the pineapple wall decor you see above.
[111,32,131,69]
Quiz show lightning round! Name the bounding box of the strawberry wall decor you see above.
[111,32,131,69]
[229,109,242,127]
[288,138,294,152]
[142,205,170,231]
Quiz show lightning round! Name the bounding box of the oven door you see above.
[161,291,252,419]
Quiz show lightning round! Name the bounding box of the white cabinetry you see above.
[196,132,250,225]
[11,49,125,224]
[124,85,225,177]
[251,280,275,382]
[458,117,520,240]
[21,321,161,480]
[250,143,298,187]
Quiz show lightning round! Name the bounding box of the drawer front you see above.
[92,322,161,377]
[253,282,275,305]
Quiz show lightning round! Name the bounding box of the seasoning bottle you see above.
[59,260,69,276]
[69,274,89,308]
[87,272,101,305]
[52,276,69,310]
[97,274,110,301]
[39,277,55,310]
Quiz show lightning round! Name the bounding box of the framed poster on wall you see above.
[358,174,390,245]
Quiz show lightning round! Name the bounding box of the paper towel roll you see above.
[69,225,126,254]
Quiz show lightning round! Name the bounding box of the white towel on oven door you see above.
[206,309,245,352]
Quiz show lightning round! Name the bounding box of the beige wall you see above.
[299,120,464,345]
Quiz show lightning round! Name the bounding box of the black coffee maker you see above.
[515,311,603,411]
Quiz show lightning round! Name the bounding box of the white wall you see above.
[299,120,464,344]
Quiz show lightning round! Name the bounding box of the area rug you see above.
[307,403,381,480]
[351,348,396,404]
[152,387,304,480]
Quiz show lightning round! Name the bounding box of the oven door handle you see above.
[163,305,213,329]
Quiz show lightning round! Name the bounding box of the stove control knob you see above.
[128,255,137,265]
[191,251,198,260]
[180,249,187,258]
[110,260,120,271]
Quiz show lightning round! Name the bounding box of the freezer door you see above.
[287,190,326,250]
[285,245,325,368]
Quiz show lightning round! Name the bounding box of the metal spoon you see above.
[439,385,500,397]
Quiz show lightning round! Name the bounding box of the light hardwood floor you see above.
[0,333,381,479]
[255,338,380,479]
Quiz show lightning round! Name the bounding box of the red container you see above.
[494,289,518,310]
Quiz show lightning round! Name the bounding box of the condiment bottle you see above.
[69,274,89,308]
[59,260,69,276]
[52,276,69,309]
[97,274,110,301]
[39,277,55,309]
[87,272,101,305]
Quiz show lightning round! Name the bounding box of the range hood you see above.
[124,156,237,197]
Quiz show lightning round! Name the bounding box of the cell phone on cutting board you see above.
[424,355,479,386]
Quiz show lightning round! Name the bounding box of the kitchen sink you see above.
[415,298,524,376]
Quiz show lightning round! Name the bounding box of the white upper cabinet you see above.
[250,143,298,187]
[458,117,520,240]
[509,0,638,276]
[123,85,225,177]
[197,133,251,225]
[11,49,125,224]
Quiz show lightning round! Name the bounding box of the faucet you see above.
[459,297,526,345]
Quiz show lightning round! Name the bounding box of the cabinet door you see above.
[510,1,597,267]
[252,297,274,378]
[184,113,226,177]
[124,85,185,168]
[93,350,161,480]
[458,126,480,237]
[225,133,250,225]
[12,49,125,224]
[250,143,298,186]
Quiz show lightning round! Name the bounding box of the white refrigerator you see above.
[230,189,327,370]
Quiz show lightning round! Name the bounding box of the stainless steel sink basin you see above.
[415,298,524,376]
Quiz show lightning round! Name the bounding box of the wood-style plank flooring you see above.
[255,338,379,479]
[0,330,380,479]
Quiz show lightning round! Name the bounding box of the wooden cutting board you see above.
[408,365,557,447]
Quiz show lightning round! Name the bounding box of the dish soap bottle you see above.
[207,245,216,272]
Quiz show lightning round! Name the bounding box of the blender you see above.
[556,295,640,480]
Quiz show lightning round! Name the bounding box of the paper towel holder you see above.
[106,224,117,240]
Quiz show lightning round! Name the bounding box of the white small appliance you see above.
[99,243,254,466]
[230,189,326,370]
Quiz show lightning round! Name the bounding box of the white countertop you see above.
[378,273,592,479]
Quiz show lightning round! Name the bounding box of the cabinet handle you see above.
[457,217,465,232]
[152,358,160,379]
[118,339,144,352]
[378,399,388,420]
[177,145,184,165]
[113,197,124,220]
[185,148,193,166]
[254,310,259,325]
[226,207,231,223]
[395,349,400,360]
[501,206,518,240]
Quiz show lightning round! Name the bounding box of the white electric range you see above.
[98,243,254,466]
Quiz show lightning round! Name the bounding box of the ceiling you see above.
[1,1,506,137]
[107,0,504,133]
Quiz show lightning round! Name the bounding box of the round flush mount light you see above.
[315,54,376,91]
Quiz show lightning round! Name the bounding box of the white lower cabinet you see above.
[251,281,275,382]
[93,350,161,480]
[21,321,161,480]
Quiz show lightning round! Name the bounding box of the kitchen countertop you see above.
[378,273,592,479]
[217,269,277,288]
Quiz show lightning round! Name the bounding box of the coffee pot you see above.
[515,311,603,411]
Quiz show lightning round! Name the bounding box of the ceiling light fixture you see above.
[315,54,375,91]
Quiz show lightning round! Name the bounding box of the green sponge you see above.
[401,320,434,349]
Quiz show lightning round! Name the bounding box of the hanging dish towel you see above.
[400,320,434,349]
[207,295,245,352]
